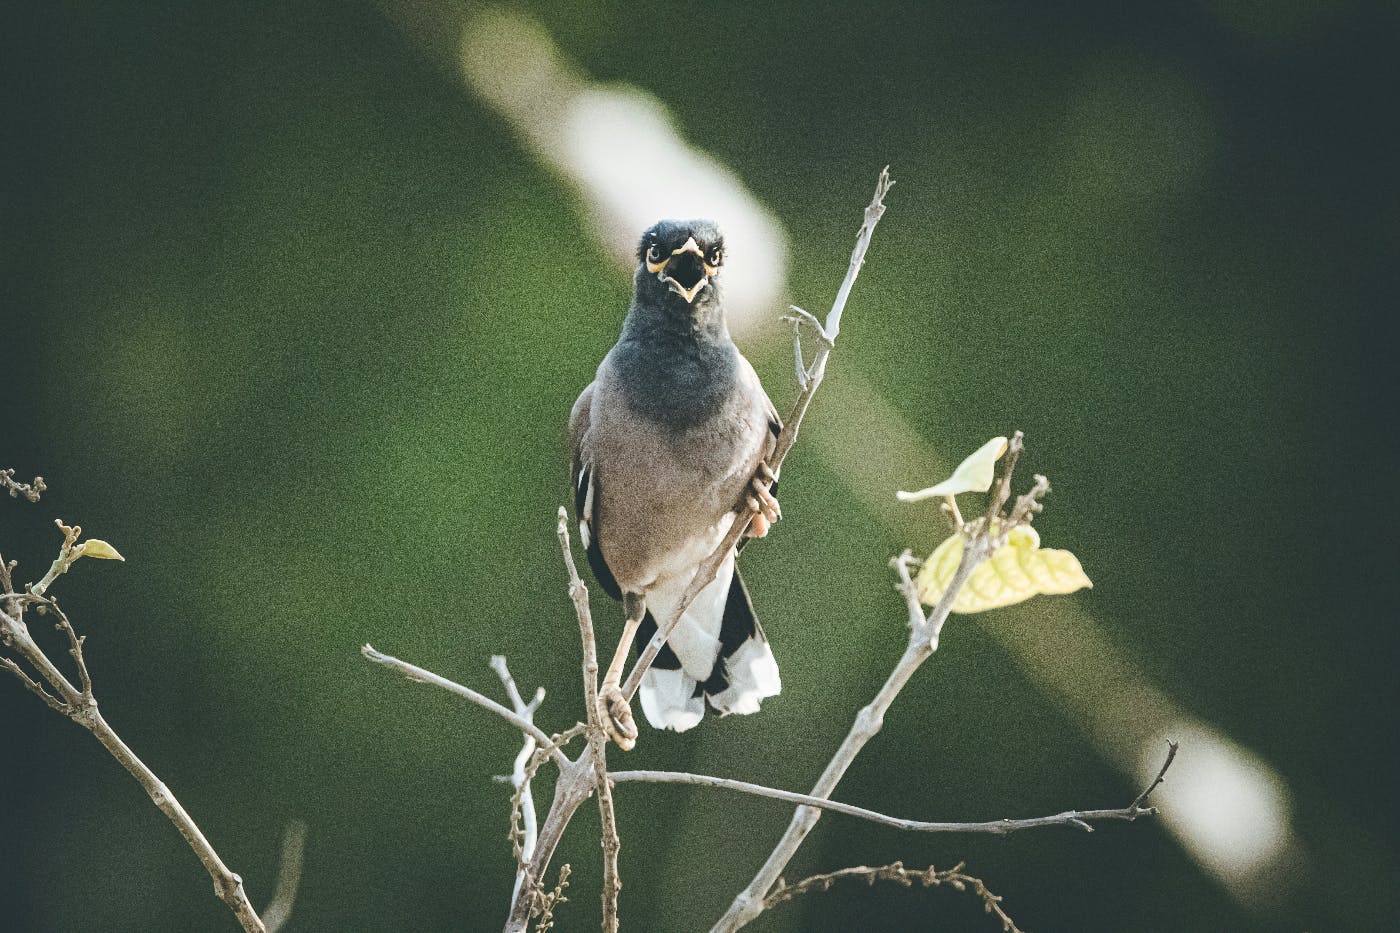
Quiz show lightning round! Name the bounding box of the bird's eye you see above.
[647,244,665,262]
[707,248,723,266]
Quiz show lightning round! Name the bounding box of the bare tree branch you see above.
[609,747,1175,835]
[1,467,46,502]
[2,593,267,931]
[29,519,86,598]
[492,655,545,904]
[361,644,567,767]
[2,483,310,932]
[711,436,1047,932]
[0,649,69,713]
[554,508,623,932]
[762,861,1022,933]
[890,550,925,631]
[503,743,597,932]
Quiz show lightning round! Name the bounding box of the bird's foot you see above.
[597,681,638,751]
[745,463,781,537]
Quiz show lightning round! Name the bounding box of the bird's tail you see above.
[636,565,781,732]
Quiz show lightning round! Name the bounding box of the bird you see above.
[568,219,783,750]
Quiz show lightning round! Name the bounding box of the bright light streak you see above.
[1144,723,1296,898]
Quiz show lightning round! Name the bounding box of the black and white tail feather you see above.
[633,561,781,732]
[574,464,780,732]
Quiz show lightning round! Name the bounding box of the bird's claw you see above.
[597,682,637,751]
[747,464,781,536]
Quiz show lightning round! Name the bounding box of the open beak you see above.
[653,237,710,304]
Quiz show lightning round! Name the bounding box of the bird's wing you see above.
[738,353,782,465]
[569,381,623,600]
[735,354,782,549]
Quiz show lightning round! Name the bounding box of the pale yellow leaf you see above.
[76,539,125,561]
[917,525,1090,613]
[896,436,1008,501]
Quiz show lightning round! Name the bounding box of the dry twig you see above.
[763,861,1022,933]
[610,743,1175,835]
[492,655,547,902]
[362,644,567,766]
[1,480,292,933]
[556,508,624,932]
[1,468,46,502]
[711,434,1055,932]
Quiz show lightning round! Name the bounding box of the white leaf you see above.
[896,436,1008,501]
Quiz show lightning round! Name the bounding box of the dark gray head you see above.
[634,219,725,310]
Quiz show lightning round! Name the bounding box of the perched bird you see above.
[569,219,783,749]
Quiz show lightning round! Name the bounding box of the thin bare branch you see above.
[0,651,70,714]
[361,644,566,767]
[983,432,1025,530]
[28,519,83,598]
[508,723,587,874]
[610,758,1173,835]
[784,312,809,390]
[2,589,266,931]
[889,550,925,631]
[86,698,267,929]
[504,755,594,933]
[493,655,544,902]
[47,599,93,697]
[823,165,893,342]
[1007,473,1050,529]
[712,439,1047,932]
[1,468,46,502]
[555,508,622,933]
[2,601,83,710]
[763,861,1022,933]
[1132,740,1179,810]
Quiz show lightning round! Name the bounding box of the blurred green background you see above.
[3,1,1394,930]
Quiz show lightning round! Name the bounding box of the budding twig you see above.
[1,479,276,932]
[763,861,1022,933]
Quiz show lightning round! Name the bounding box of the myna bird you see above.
[569,219,782,749]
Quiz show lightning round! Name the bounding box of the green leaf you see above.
[917,525,1091,613]
[76,539,125,561]
[896,436,1008,502]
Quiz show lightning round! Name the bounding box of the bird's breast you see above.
[590,381,768,592]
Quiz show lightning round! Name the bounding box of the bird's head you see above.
[635,219,725,307]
